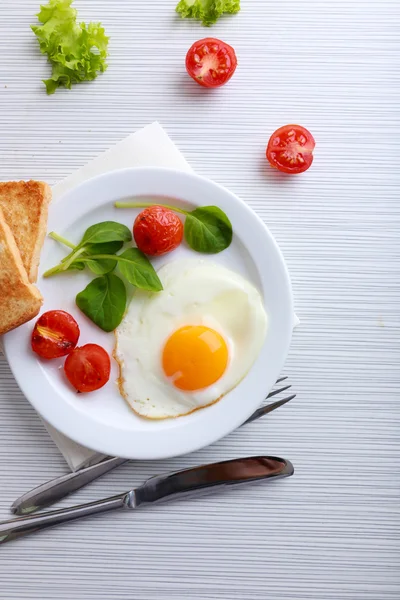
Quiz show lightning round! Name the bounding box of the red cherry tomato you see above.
[133,205,183,256]
[64,344,111,393]
[266,125,315,174]
[31,310,80,359]
[186,38,237,88]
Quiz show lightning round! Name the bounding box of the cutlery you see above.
[12,378,295,516]
[0,456,294,545]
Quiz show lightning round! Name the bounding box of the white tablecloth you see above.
[0,1,399,598]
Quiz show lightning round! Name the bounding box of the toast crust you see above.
[0,207,42,335]
[0,180,51,282]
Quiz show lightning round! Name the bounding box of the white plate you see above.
[3,168,293,459]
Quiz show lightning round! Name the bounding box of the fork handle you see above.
[11,457,128,515]
[1,494,126,545]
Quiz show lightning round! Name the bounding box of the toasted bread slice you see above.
[0,207,42,335]
[0,181,51,282]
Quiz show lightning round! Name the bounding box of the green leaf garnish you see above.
[31,0,109,95]
[80,222,132,246]
[45,224,164,330]
[76,273,127,332]
[184,206,232,254]
[55,222,131,272]
[83,241,124,275]
[117,248,163,292]
[176,0,240,26]
[84,241,125,255]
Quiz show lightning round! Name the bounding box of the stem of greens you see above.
[43,247,87,277]
[49,231,76,250]
[49,231,79,266]
[114,201,188,216]
[61,250,77,265]
[44,253,137,278]
[62,246,87,271]
[43,264,65,278]
[79,254,137,265]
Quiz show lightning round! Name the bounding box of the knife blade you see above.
[0,456,293,545]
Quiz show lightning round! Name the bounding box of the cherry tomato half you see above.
[31,310,80,359]
[64,344,111,393]
[186,38,237,88]
[133,205,183,256]
[266,125,315,174]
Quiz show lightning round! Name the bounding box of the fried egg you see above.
[114,259,268,419]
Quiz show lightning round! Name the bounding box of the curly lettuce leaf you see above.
[176,0,240,26]
[31,0,109,94]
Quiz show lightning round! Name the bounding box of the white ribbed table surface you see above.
[1,1,400,598]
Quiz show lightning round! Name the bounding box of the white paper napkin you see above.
[38,122,298,471]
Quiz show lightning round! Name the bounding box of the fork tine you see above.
[266,384,291,399]
[243,394,296,426]
[275,376,288,384]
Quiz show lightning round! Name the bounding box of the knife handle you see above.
[11,457,128,515]
[0,494,127,545]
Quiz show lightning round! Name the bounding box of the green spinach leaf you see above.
[84,258,117,275]
[76,273,126,332]
[85,241,124,255]
[184,206,232,253]
[118,248,163,291]
[80,221,132,247]
[84,241,124,275]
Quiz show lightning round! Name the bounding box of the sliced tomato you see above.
[31,310,80,359]
[266,125,315,174]
[64,344,111,393]
[186,38,237,88]
[133,205,183,256]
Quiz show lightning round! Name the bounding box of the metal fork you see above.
[11,378,295,515]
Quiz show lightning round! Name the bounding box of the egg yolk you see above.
[162,325,229,391]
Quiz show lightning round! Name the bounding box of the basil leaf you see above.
[80,222,132,247]
[76,273,127,332]
[184,206,232,254]
[118,248,163,292]
[84,241,124,275]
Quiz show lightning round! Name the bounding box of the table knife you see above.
[0,456,293,545]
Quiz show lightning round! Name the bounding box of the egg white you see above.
[114,259,268,419]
